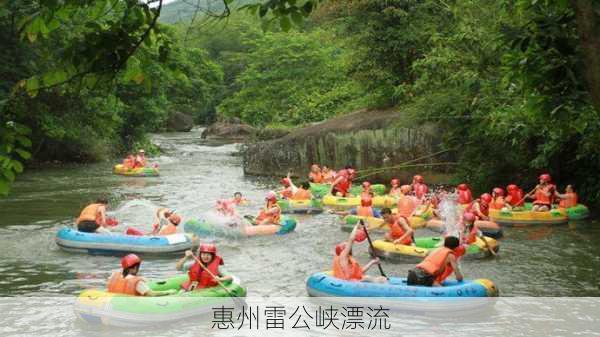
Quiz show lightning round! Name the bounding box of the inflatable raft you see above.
[341,214,426,232]
[310,183,387,199]
[184,216,297,237]
[323,195,395,209]
[277,199,323,214]
[75,274,246,327]
[563,204,590,220]
[370,236,498,261]
[426,219,503,239]
[113,164,159,177]
[55,227,193,255]
[489,207,568,226]
[307,272,498,298]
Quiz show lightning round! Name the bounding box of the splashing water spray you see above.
[437,190,462,237]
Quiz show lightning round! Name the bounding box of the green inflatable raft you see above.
[277,199,324,214]
[520,202,590,220]
[74,274,246,327]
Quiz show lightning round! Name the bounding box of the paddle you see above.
[359,220,387,279]
[516,186,538,209]
[189,253,244,306]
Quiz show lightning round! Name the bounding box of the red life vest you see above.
[533,184,554,205]
[107,272,143,296]
[182,256,224,290]
[333,170,351,195]
[388,219,413,245]
[356,206,374,217]
[506,189,525,206]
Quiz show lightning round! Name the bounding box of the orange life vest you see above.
[158,223,177,235]
[309,172,323,183]
[290,188,312,200]
[396,195,416,218]
[133,155,146,168]
[490,196,505,210]
[256,202,281,224]
[332,255,363,281]
[76,203,102,225]
[417,247,454,277]
[559,192,578,208]
[388,220,413,245]
[534,185,553,205]
[107,272,143,296]
[123,156,134,169]
[332,170,351,195]
[182,256,223,290]
[356,206,374,217]
[413,183,429,199]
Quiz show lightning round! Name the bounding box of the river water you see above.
[0,129,599,336]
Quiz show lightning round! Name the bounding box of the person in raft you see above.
[122,154,135,169]
[133,149,147,168]
[489,187,506,210]
[456,183,473,205]
[527,173,556,212]
[321,166,335,184]
[308,164,324,183]
[382,207,414,246]
[505,184,525,208]
[412,175,429,200]
[555,184,578,208]
[231,192,249,206]
[329,165,355,197]
[459,212,481,245]
[388,178,402,197]
[290,181,313,200]
[278,174,298,199]
[255,191,282,225]
[175,244,232,291]
[76,198,112,234]
[333,224,387,283]
[407,236,464,287]
[468,193,491,221]
[151,208,181,235]
[107,254,176,296]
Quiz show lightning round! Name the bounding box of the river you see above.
[0,128,599,336]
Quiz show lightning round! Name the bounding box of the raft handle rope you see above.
[355,162,458,181]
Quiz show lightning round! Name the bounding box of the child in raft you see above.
[526,173,556,212]
[333,224,387,283]
[254,191,282,225]
[125,208,181,236]
[382,208,414,246]
[456,183,473,205]
[231,192,249,206]
[407,236,464,287]
[308,164,324,183]
[133,149,147,168]
[175,243,232,291]
[290,181,313,200]
[388,178,402,197]
[555,184,578,208]
[76,198,112,234]
[107,254,176,296]
[278,173,298,199]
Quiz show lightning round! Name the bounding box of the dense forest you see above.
[1,0,599,207]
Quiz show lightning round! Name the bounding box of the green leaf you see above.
[0,181,9,196]
[16,135,32,147]
[11,160,24,173]
[25,77,39,96]
[279,16,291,32]
[15,149,31,160]
[291,10,303,26]
[3,168,15,182]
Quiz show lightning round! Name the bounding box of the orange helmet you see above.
[199,243,217,254]
[480,193,492,204]
[539,173,551,183]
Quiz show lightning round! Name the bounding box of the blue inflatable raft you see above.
[306,272,498,298]
[55,227,193,255]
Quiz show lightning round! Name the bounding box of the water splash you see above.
[438,191,462,237]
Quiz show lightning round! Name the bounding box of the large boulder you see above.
[201,121,256,140]
[243,109,454,182]
[167,112,194,132]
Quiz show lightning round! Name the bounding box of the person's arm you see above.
[97,205,107,226]
[329,176,343,195]
[176,250,193,271]
[362,258,380,273]
[448,255,463,281]
[339,225,358,269]
[137,280,177,297]
[392,220,414,245]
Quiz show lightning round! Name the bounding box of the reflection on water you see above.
[0,128,599,334]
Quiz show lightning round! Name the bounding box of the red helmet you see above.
[360,196,373,207]
[354,228,367,243]
[457,183,468,191]
[362,181,371,189]
[199,243,217,254]
[492,187,504,197]
[463,212,476,223]
[121,254,141,269]
[507,184,518,191]
[280,178,291,187]
[335,242,346,256]
[390,178,400,187]
[266,191,277,201]
[413,175,424,183]
[168,214,181,225]
[480,193,492,204]
[539,173,551,183]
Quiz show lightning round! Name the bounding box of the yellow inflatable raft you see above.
[371,236,498,261]
[113,164,159,177]
[323,195,396,209]
[489,208,568,226]
[341,214,426,231]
